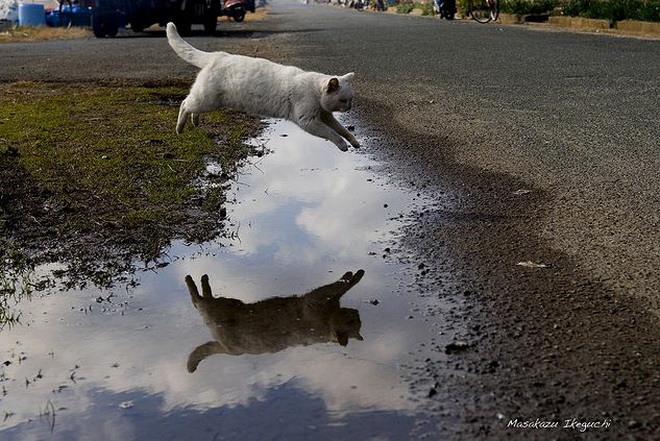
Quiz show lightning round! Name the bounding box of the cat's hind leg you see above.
[176,100,191,134]
[176,97,205,134]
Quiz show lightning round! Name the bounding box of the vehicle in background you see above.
[91,0,255,38]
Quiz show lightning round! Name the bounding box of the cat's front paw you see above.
[345,134,360,149]
[336,142,349,152]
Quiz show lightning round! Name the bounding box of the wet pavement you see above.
[0,120,453,440]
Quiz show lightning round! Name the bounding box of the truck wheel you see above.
[92,13,118,37]
[204,17,217,33]
[232,6,246,22]
[105,20,119,37]
[175,19,192,35]
[93,21,105,37]
[130,21,145,33]
[92,14,107,37]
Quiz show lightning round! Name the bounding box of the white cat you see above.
[166,22,360,151]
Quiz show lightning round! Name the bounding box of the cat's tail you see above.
[166,22,212,69]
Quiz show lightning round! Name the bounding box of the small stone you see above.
[445,341,470,354]
[118,401,133,409]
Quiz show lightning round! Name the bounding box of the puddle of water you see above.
[0,120,450,440]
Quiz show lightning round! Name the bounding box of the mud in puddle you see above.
[0,120,454,440]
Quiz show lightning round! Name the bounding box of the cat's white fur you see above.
[166,22,359,151]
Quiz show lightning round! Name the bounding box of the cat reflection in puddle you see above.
[185,270,365,372]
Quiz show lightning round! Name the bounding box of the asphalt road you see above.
[2,2,659,439]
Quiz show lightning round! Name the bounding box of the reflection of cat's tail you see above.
[166,22,212,69]
[187,341,223,373]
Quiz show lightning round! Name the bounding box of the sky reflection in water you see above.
[0,120,442,440]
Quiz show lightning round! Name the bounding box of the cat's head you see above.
[320,73,355,113]
[332,307,363,347]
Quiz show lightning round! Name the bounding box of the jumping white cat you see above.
[166,22,360,151]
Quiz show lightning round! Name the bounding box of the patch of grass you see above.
[0,26,91,43]
[500,0,558,16]
[418,3,435,15]
[458,0,660,21]
[396,2,417,14]
[245,5,270,21]
[563,0,660,22]
[0,81,263,305]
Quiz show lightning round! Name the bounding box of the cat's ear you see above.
[327,77,340,94]
[341,72,355,82]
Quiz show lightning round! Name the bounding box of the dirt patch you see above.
[244,6,269,22]
[0,26,91,43]
[0,81,263,326]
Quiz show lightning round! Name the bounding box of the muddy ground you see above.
[363,121,660,439]
[0,81,264,326]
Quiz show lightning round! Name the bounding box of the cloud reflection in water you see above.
[0,120,439,439]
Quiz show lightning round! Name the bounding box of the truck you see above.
[91,0,253,38]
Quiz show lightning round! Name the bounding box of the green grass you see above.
[563,0,660,22]
[3,83,211,214]
[396,2,417,14]
[455,0,660,21]
[499,0,558,16]
[394,2,434,15]
[418,3,435,15]
[0,82,254,236]
[0,81,262,312]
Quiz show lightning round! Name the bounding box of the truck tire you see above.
[204,16,217,33]
[130,21,145,33]
[92,16,106,38]
[232,6,246,22]
[105,19,119,37]
[92,13,119,38]
[174,19,191,35]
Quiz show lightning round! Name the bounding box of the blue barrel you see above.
[18,4,46,26]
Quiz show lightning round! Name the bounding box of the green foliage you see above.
[396,2,416,13]
[419,3,435,15]
[456,0,468,14]
[456,0,659,21]
[0,81,261,294]
[500,0,558,15]
[392,0,436,15]
[564,0,660,22]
